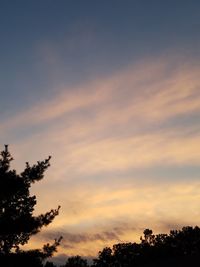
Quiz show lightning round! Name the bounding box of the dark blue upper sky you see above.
[0,0,200,117]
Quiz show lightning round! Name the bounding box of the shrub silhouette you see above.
[0,145,61,267]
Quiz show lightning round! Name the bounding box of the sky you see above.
[1,0,200,263]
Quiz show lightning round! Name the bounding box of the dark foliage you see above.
[61,255,89,267]
[0,145,61,267]
[44,261,57,267]
[92,226,200,267]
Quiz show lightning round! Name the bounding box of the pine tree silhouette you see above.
[0,145,61,266]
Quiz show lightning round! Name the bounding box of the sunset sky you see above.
[1,0,200,263]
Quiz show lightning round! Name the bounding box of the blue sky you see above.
[1,0,200,260]
[1,0,200,115]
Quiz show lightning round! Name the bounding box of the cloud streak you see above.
[2,55,200,256]
[1,56,200,133]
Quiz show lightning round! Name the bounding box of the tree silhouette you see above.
[61,255,89,267]
[44,261,57,267]
[92,227,200,267]
[92,247,113,267]
[0,145,61,266]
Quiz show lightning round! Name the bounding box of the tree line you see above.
[0,146,200,266]
[47,226,200,267]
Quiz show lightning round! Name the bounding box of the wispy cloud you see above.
[3,55,200,256]
[43,230,120,244]
[1,56,200,133]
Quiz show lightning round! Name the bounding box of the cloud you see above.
[1,55,200,134]
[42,230,120,244]
[3,55,200,257]
[5,56,200,176]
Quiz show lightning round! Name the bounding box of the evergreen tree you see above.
[0,145,61,266]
